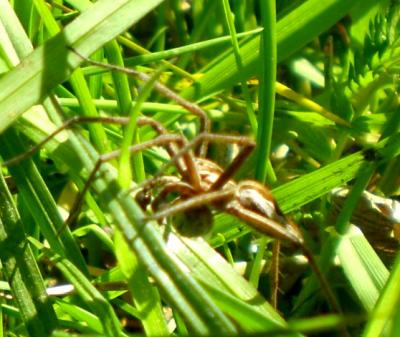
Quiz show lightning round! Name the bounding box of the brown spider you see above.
[61,49,305,247]
[2,51,340,315]
[135,133,302,244]
[123,121,341,314]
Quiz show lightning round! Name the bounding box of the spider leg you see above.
[1,116,130,167]
[2,113,203,219]
[300,245,342,316]
[149,133,256,189]
[2,115,183,171]
[270,241,281,309]
[150,181,196,213]
[136,117,194,183]
[62,134,187,232]
[71,48,211,157]
[210,141,255,191]
[148,188,236,222]
[226,202,342,314]
[225,201,303,245]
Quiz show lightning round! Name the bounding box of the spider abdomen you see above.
[172,206,213,237]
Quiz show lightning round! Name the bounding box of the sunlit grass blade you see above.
[114,231,169,336]
[124,29,262,67]
[338,226,388,311]
[0,127,88,273]
[0,172,57,336]
[221,0,257,134]
[167,234,288,331]
[362,251,400,337]
[29,237,124,337]
[251,0,277,292]
[183,0,371,100]
[0,0,165,133]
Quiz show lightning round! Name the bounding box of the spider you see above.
[127,125,341,314]
[2,51,340,315]
[134,132,299,242]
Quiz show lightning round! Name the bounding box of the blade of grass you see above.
[0,2,88,273]
[273,151,368,213]
[183,0,368,100]
[87,48,104,98]
[276,82,351,127]
[0,0,165,133]
[362,251,400,337]
[33,0,111,154]
[118,69,162,187]
[220,0,257,133]
[124,28,262,67]
[250,0,277,289]
[55,300,107,334]
[102,40,147,183]
[29,238,124,337]
[114,231,169,336]
[117,35,194,80]
[104,40,132,115]
[0,172,57,336]
[169,234,288,331]
[255,0,277,184]
[200,281,297,335]
[338,226,388,311]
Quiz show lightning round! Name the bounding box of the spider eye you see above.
[172,206,213,237]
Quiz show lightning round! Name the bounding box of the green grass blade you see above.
[362,252,400,337]
[255,0,277,184]
[339,226,388,311]
[168,234,290,330]
[273,151,368,213]
[55,299,104,334]
[29,238,124,337]
[0,172,57,336]
[221,0,257,133]
[250,0,278,289]
[114,231,169,336]
[124,29,262,67]
[0,0,164,133]
[0,127,88,273]
[118,70,161,186]
[34,0,111,154]
[104,40,132,114]
[183,0,366,100]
